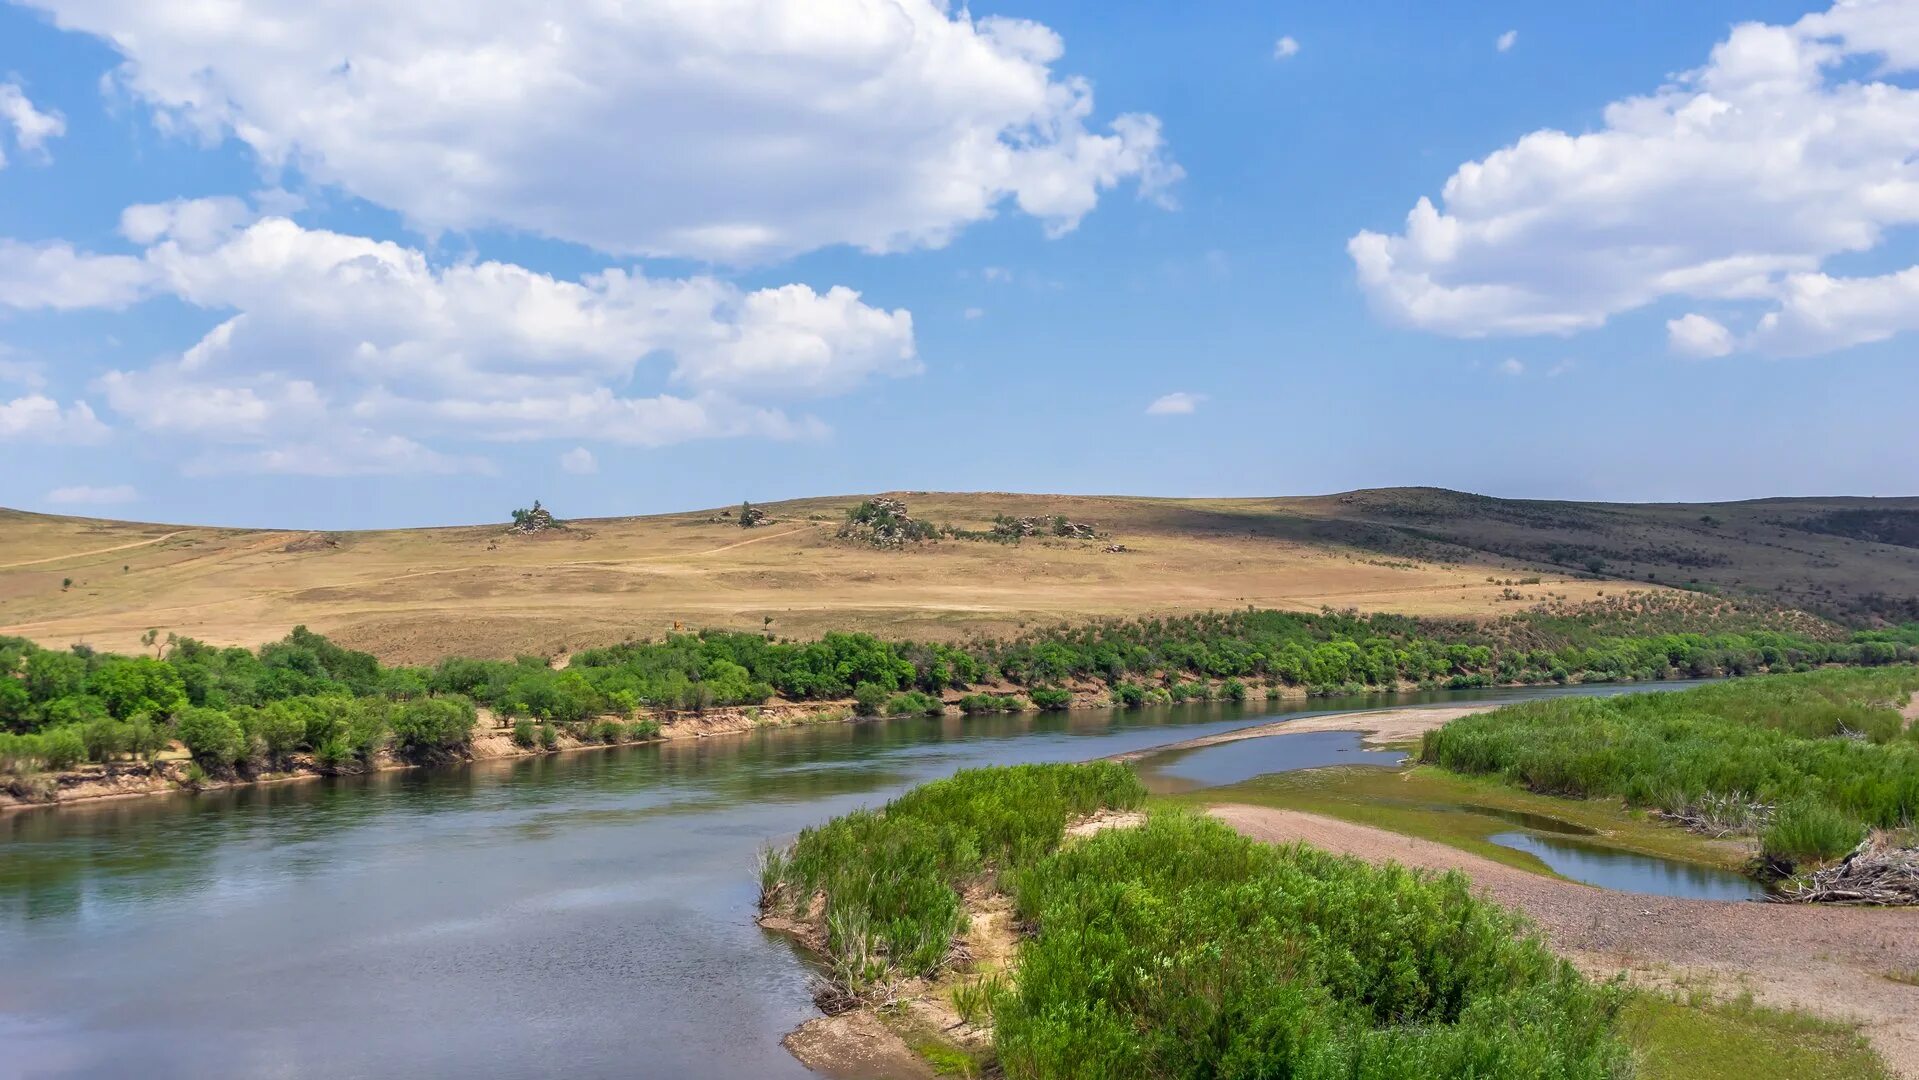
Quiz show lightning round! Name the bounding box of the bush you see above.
[958,693,1025,714]
[1223,677,1248,702]
[537,723,559,750]
[175,707,246,769]
[761,763,1144,992]
[1027,686,1072,711]
[589,719,625,743]
[1109,682,1147,708]
[852,681,889,717]
[885,690,944,717]
[1762,800,1863,865]
[511,718,538,748]
[39,726,86,770]
[627,718,661,740]
[996,814,1624,1079]
[389,697,476,756]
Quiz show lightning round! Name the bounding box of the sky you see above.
[0,0,1916,529]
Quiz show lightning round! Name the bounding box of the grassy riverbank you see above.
[1421,667,1919,872]
[761,763,1894,1079]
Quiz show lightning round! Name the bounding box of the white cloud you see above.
[1350,1,1919,358]
[1274,36,1300,59]
[10,199,912,473]
[46,484,137,505]
[1496,30,1518,52]
[0,239,153,310]
[0,395,110,444]
[559,446,597,475]
[0,83,64,166]
[28,0,1178,263]
[1145,391,1204,415]
[962,307,985,320]
[1666,313,1735,358]
[0,350,47,388]
[1497,358,1526,376]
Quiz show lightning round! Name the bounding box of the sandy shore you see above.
[1212,804,1919,1077]
[1108,701,1501,765]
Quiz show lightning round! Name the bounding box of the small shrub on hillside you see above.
[589,719,625,743]
[1109,683,1146,708]
[511,718,538,748]
[958,693,1024,714]
[389,697,476,756]
[537,723,559,750]
[627,718,661,740]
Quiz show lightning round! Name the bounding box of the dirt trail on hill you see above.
[1212,804,1919,1077]
[0,531,185,569]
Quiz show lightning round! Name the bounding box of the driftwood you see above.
[1774,838,1919,905]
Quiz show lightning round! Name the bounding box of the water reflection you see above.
[1490,831,1767,901]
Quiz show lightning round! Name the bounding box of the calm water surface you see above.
[0,682,1701,1079]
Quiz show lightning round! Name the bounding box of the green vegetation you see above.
[763,764,1630,1079]
[758,763,1144,994]
[1620,990,1889,1080]
[1422,668,1919,868]
[1174,764,1748,876]
[999,813,1624,1079]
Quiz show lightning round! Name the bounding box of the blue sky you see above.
[0,0,1914,528]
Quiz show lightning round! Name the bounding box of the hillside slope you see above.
[1,488,1913,663]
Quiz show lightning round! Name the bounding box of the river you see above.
[0,681,1700,1079]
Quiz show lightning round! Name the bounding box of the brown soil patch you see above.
[1211,804,1919,1077]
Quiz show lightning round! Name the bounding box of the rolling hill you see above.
[2,488,1915,663]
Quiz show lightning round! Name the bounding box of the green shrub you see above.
[957,693,1023,714]
[589,719,625,743]
[1110,682,1146,708]
[537,722,558,750]
[996,814,1625,1080]
[175,706,246,769]
[1223,677,1248,702]
[1762,800,1863,865]
[389,697,476,756]
[627,718,661,740]
[885,690,944,717]
[1027,687,1072,711]
[511,718,538,748]
[762,763,1144,993]
[852,681,889,716]
[39,726,86,770]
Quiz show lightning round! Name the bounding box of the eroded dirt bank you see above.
[1212,804,1919,1078]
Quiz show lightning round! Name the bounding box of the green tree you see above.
[86,657,189,720]
[175,706,246,769]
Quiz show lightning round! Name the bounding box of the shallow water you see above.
[1489,830,1768,902]
[0,681,1704,1078]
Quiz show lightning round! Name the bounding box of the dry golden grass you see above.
[0,491,1641,663]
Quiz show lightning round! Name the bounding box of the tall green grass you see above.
[1422,667,1919,865]
[998,813,1626,1079]
[760,762,1143,992]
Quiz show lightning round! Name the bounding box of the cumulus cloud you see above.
[0,239,153,310]
[1497,358,1526,376]
[559,447,597,475]
[1274,36,1300,59]
[1145,391,1204,415]
[1667,313,1735,358]
[13,199,909,472]
[1350,0,1919,358]
[0,395,110,443]
[46,484,137,505]
[0,83,64,166]
[1496,30,1518,52]
[26,0,1178,262]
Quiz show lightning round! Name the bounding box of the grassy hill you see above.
[1,488,1914,663]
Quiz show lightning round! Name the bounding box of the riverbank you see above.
[0,699,855,813]
[1212,804,1919,1077]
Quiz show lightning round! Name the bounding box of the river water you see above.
[0,681,1704,1079]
